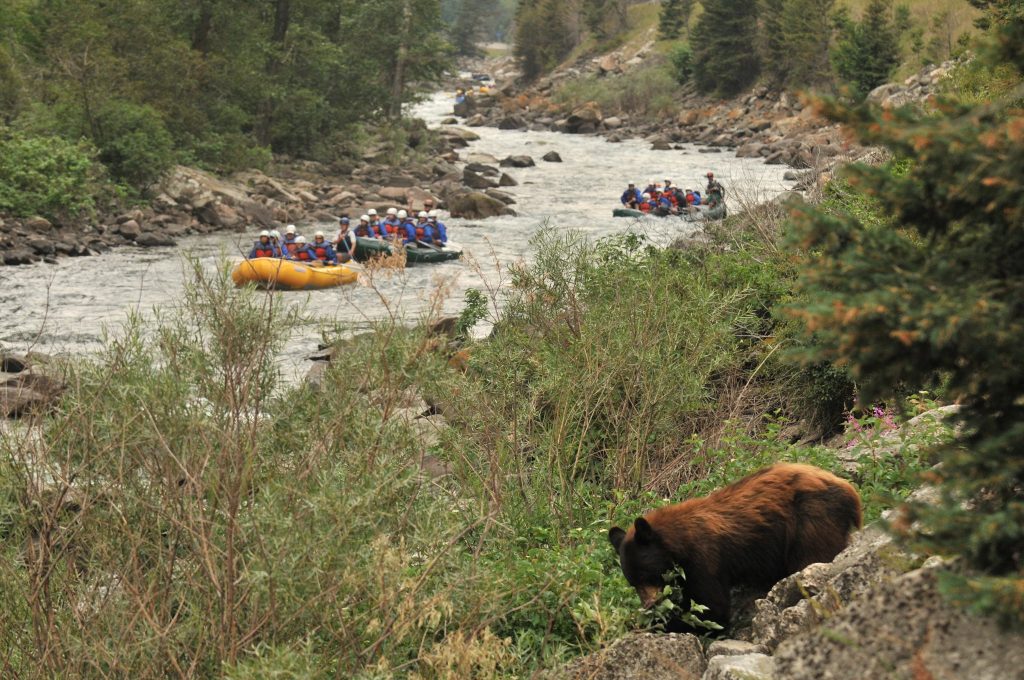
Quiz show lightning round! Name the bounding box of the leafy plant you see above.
[0,128,101,218]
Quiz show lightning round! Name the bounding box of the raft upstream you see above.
[231,258,358,290]
[353,237,463,265]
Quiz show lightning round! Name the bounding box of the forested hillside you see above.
[513,0,978,96]
[0,0,449,210]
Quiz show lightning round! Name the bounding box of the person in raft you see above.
[427,210,448,246]
[353,215,377,238]
[621,182,642,208]
[706,172,725,197]
[281,224,302,257]
[408,211,436,246]
[309,231,339,264]
[380,208,402,238]
[289,235,318,263]
[333,218,356,263]
[249,230,281,258]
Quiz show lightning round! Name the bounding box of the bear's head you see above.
[608,517,676,608]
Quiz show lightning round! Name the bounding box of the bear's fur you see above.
[608,463,861,632]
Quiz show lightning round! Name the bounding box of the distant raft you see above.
[612,204,727,221]
[231,258,358,290]
[353,237,463,265]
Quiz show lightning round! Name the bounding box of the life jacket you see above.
[382,218,400,235]
[415,222,432,240]
[313,242,330,260]
[639,202,652,213]
[283,239,299,254]
[294,249,313,262]
[354,222,373,237]
[253,242,275,258]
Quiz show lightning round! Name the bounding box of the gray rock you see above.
[752,525,911,651]
[774,565,1024,679]
[484,189,516,205]
[498,172,518,187]
[499,155,535,168]
[542,151,563,162]
[1,372,65,418]
[0,353,30,373]
[604,116,623,129]
[706,640,768,659]
[497,115,527,130]
[650,138,673,151]
[135,233,177,247]
[736,143,765,159]
[782,170,802,181]
[118,220,142,239]
[549,632,706,680]
[24,216,53,231]
[461,168,498,190]
[3,248,38,265]
[447,192,515,219]
[305,361,329,392]
[702,653,774,680]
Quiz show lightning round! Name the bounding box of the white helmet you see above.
[285,225,296,235]
[367,208,378,216]
[259,230,270,237]
[360,215,370,222]
[397,210,408,219]
[270,230,280,239]
[642,193,651,199]
[428,210,439,218]
[386,208,398,216]
[416,211,426,218]
[314,230,325,238]
[296,235,307,243]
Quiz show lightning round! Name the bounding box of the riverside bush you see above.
[0,128,101,218]
[553,64,680,117]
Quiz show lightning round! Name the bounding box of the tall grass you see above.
[0,229,948,677]
[552,63,681,118]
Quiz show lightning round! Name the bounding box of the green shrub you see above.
[93,101,176,190]
[0,128,100,218]
[668,43,694,85]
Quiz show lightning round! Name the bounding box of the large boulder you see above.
[702,653,774,680]
[447,192,516,219]
[773,564,1024,679]
[499,155,535,168]
[1,372,65,418]
[542,151,563,162]
[751,526,912,651]
[462,167,499,190]
[566,103,602,133]
[547,633,706,680]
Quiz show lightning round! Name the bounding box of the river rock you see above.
[499,155,535,168]
[774,564,1024,679]
[547,633,706,680]
[542,151,562,162]
[736,143,765,158]
[498,115,527,130]
[447,192,515,219]
[0,353,30,373]
[135,233,177,247]
[465,114,486,127]
[603,116,623,129]
[4,248,38,265]
[378,186,409,201]
[118,220,142,239]
[24,216,52,231]
[650,138,673,150]
[197,202,243,229]
[706,640,768,659]
[465,153,499,166]
[484,189,516,205]
[1,372,65,418]
[566,104,602,133]
[498,173,518,187]
[462,168,498,190]
[702,653,774,680]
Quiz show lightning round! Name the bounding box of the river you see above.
[0,93,795,380]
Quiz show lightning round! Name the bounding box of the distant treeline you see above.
[0,0,450,190]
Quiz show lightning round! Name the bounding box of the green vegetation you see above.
[831,0,905,99]
[0,214,953,675]
[0,0,450,211]
[0,128,103,219]
[692,0,761,95]
[790,12,1024,624]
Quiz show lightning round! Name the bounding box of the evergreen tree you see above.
[659,0,688,39]
[514,0,575,79]
[759,0,788,84]
[790,17,1024,624]
[692,0,760,95]
[831,0,902,99]
[779,0,835,87]
[451,0,487,56]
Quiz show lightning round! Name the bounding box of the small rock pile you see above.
[0,351,65,419]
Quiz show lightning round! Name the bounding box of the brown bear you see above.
[609,463,861,632]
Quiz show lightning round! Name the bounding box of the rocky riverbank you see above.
[453,49,956,173]
[0,122,522,267]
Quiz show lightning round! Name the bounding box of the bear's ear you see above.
[633,517,656,544]
[608,527,626,551]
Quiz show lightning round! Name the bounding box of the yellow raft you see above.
[231,258,358,290]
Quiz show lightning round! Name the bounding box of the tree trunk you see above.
[192,0,215,54]
[388,0,413,119]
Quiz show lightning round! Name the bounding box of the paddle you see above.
[416,239,441,251]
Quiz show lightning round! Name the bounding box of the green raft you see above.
[354,237,462,265]
[612,204,727,221]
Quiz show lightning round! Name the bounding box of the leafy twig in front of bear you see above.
[637,566,725,633]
